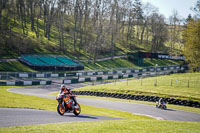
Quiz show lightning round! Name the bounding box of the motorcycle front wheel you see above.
[57,103,65,115]
[73,104,81,116]
[163,105,167,110]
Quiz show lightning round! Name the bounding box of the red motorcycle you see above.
[56,93,81,116]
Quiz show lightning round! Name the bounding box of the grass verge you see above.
[74,73,200,102]
[1,120,200,133]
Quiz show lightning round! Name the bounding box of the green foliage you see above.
[183,19,200,71]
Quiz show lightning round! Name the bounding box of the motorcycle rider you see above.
[60,84,71,94]
[158,98,165,107]
[59,84,77,105]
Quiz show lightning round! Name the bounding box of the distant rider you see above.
[158,98,165,107]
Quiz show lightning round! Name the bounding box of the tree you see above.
[42,0,56,40]
[192,0,200,18]
[184,1,200,71]
[168,10,182,52]
[140,2,158,44]
[183,19,200,71]
[0,0,8,30]
[150,13,168,52]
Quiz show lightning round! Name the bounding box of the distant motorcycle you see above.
[156,101,167,110]
[56,93,81,116]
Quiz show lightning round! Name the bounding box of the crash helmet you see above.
[60,84,66,91]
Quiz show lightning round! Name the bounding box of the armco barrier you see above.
[0,65,188,80]
[72,91,200,108]
[0,80,51,86]
[63,68,181,84]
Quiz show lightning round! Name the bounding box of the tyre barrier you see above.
[0,80,52,86]
[72,91,200,108]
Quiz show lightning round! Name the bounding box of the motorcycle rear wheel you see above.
[57,103,65,115]
[73,104,81,116]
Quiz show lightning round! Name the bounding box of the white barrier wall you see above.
[102,76,108,80]
[24,81,32,85]
[40,81,47,85]
[126,70,131,73]
[98,72,103,75]
[64,80,71,84]
[91,77,97,81]
[78,78,85,82]
[123,74,129,78]
[160,72,164,75]
[51,74,58,77]
[117,71,122,74]
[157,68,161,71]
[134,70,139,73]
[108,71,113,75]
[36,74,45,78]
[113,75,118,79]
[76,73,83,76]
[150,72,155,75]
[6,81,15,86]
[19,73,28,78]
[87,72,93,76]
[142,73,147,76]
[150,69,154,71]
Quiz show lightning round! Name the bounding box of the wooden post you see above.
[171,79,172,86]
[154,79,157,86]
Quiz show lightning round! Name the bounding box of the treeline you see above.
[0,0,198,65]
[183,0,200,71]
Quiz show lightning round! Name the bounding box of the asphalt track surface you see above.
[0,108,121,128]
[2,80,200,127]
